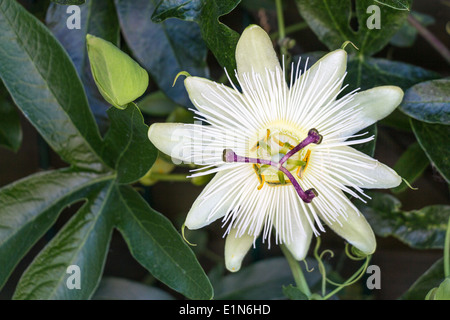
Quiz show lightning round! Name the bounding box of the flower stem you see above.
[275,0,288,57]
[444,216,450,278]
[407,14,450,64]
[148,173,190,182]
[280,244,312,297]
[270,22,308,40]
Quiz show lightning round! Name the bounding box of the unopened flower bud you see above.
[86,34,149,109]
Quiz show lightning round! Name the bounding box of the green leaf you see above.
[295,0,411,56]
[101,103,157,184]
[401,258,445,300]
[392,142,429,193]
[282,284,309,300]
[92,277,175,300]
[115,185,213,300]
[214,257,321,299]
[373,0,411,11]
[0,169,114,290]
[346,56,441,91]
[411,119,450,182]
[46,0,120,130]
[399,79,450,125]
[151,0,240,77]
[297,52,440,93]
[0,0,105,171]
[50,0,86,5]
[115,0,209,107]
[357,192,450,249]
[13,181,116,299]
[0,98,22,152]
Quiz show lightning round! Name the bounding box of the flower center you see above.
[222,128,322,203]
[250,128,310,189]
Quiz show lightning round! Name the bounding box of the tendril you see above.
[181,223,197,247]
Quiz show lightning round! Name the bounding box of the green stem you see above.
[280,245,311,297]
[148,173,190,182]
[444,216,450,278]
[270,22,308,40]
[275,0,287,57]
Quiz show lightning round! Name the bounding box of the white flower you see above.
[148,25,403,272]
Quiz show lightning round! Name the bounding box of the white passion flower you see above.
[148,25,403,272]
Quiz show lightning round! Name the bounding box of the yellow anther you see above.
[257,174,265,190]
[297,149,311,179]
[265,129,271,141]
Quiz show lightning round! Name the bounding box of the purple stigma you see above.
[222,131,320,203]
[278,128,322,166]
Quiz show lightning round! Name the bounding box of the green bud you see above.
[139,157,175,186]
[86,34,149,109]
[426,278,450,300]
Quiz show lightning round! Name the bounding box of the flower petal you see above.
[292,49,347,109]
[148,122,238,165]
[148,123,194,164]
[337,86,404,138]
[272,187,313,260]
[225,227,255,272]
[280,223,313,261]
[313,145,402,189]
[184,76,261,132]
[235,24,281,91]
[314,188,376,254]
[185,166,254,230]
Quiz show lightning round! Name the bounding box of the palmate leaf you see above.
[345,56,441,92]
[0,169,114,290]
[295,0,412,56]
[13,181,116,300]
[0,0,212,300]
[115,186,213,300]
[0,0,106,172]
[357,192,450,249]
[151,0,241,77]
[46,0,120,131]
